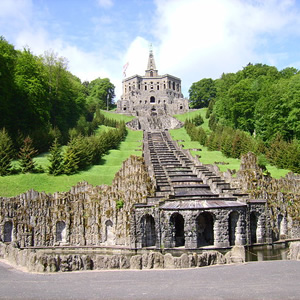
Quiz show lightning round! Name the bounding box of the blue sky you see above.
[1,0,300,99]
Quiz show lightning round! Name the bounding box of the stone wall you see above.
[0,156,155,248]
[0,242,245,272]
[211,152,300,240]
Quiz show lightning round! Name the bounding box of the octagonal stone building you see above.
[116,48,189,116]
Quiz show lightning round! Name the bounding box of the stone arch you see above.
[150,96,155,103]
[105,220,115,245]
[196,212,214,247]
[278,214,287,240]
[170,213,185,247]
[141,214,156,247]
[250,212,258,244]
[229,211,239,246]
[56,221,66,243]
[3,221,13,242]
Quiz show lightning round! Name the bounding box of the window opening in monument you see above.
[250,212,258,244]
[180,105,183,110]
[105,220,114,245]
[196,212,214,247]
[173,82,175,90]
[164,84,166,89]
[141,214,156,247]
[150,96,155,103]
[151,86,153,89]
[123,107,127,111]
[145,85,147,90]
[3,221,13,242]
[150,71,153,77]
[229,211,239,246]
[56,221,66,243]
[277,214,286,240]
[168,81,171,89]
[170,213,185,247]
[157,85,159,90]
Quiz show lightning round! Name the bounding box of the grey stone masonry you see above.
[116,49,189,117]
[134,131,268,250]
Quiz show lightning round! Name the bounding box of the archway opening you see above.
[141,214,156,247]
[150,96,155,103]
[3,221,13,242]
[105,220,114,245]
[196,212,214,247]
[56,221,66,243]
[229,211,239,246]
[250,212,258,244]
[170,213,185,247]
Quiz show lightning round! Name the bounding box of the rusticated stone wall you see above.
[0,242,245,272]
[214,152,300,240]
[0,156,155,248]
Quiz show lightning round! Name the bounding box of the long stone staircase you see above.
[143,131,247,208]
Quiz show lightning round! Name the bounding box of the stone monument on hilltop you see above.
[116,47,189,130]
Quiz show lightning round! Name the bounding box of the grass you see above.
[170,127,241,173]
[0,129,143,197]
[100,109,135,122]
[170,125,291,178]
[174,108,210,131]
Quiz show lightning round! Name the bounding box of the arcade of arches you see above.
[134,207,266,249]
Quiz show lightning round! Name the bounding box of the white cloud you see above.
[151,0,300,96]
[97,0,113,9]
[2,0,300,101]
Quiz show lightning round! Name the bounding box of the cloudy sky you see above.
[1,0,300,99]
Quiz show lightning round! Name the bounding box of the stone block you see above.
[188,253,197,268]
[96,255,109,269]
[119,255,130,269]
[130,255,142,269]
[164,253,175,269]
[225,246,245,264]
[180,253,189,268]
[108,255,120,269]
[288,242,300,260]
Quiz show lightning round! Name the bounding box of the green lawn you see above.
[174,108,210,131]
[170,126,290,178]
[100,109,135,122]
[170,127,240,172]
[0,129,143,197]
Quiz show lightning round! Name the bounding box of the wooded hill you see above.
[188,63,300,173]
[0,36,125,177]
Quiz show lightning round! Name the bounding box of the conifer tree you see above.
[18,136,38,173]
[48,138,64,175]
[0,128,15,176]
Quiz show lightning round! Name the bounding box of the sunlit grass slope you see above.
[170,111,290,179]
[0,129,143,197]
[174,108,210,131]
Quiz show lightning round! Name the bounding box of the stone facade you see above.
[116,49,189,117]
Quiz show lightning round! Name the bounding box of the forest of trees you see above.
[188,63,300,173]
[0,36,122,176]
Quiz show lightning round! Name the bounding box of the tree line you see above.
[0,36,124,176]
[0,36,115,152]
[0,111,127,176]
[187,62,300,173]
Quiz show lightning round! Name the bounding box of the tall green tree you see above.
[48,138,64,175]
[0,37,17,133]
[0,128,15,176]
[189,78,216,108]
[18,136,38,173]
[86,78,115,113]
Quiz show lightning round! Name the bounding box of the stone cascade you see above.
[144,131,244,207]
